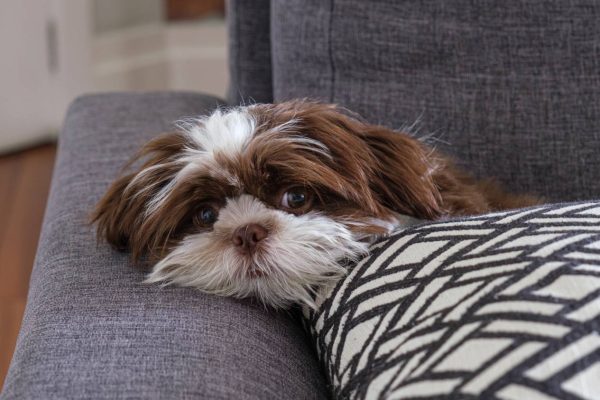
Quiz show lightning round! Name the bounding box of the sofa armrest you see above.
[1,92,327,400]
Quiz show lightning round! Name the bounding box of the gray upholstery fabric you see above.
[226,0,273,105]
[271,0,600,202]
[1,93,327,400]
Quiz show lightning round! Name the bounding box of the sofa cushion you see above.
[271,0,600,202]
[305,201,600,399]
[1,92,327,400]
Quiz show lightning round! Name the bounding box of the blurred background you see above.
[1,0,227,153]
[0,0,226,387]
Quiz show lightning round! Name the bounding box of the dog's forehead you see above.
[189,106,317,190]
[177,108,269,196]
[188,107,256,158]
[188,105,300,153]
[181,105,371,207]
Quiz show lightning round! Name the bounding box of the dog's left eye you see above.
[280,187,312,211]
[194,205,218,227]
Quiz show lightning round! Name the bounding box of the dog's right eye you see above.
[279,187,314,213]
[194,205,218,227]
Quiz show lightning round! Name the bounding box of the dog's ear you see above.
[358,124,444,220]
[295,102,444,220]
[90,132,190,261]
[357,123,537,218]
[275,101,445,220]
[262,101,444,220]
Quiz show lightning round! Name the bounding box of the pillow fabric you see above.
[304,201,600,400]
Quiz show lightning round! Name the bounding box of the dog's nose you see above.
[232,223,268,254]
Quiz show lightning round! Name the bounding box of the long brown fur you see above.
[249,101,540,217]
[91,100,540,262]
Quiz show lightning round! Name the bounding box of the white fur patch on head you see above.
[182,107,256,157]
[145,195,369,309]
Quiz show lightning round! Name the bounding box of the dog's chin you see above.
[144,243,365,310]
[144,215,370,309]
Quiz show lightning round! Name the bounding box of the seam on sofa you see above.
[328,0,336,103]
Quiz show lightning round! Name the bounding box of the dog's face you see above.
[92,101,443,308]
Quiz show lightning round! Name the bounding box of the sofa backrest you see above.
[227,0,273,104]
[227,0,600,202]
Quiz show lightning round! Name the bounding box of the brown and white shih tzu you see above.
[92,100,538,309]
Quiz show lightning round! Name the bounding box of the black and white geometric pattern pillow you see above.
[304,202,600,400]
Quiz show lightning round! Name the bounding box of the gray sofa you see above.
[2,1,599,399]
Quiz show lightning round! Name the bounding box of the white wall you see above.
[0,0,92,153]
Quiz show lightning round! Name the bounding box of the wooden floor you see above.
[0,143,57,389]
